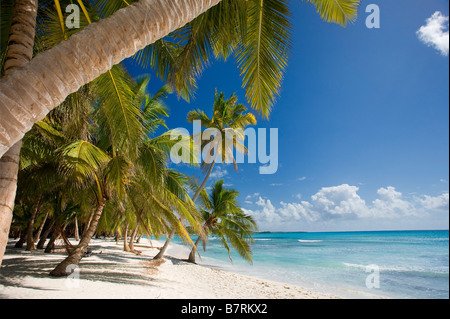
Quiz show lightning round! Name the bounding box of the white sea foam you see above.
[298,240,322,243]
[343,262,449,274]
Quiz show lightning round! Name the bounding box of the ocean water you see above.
[171,230,449,299]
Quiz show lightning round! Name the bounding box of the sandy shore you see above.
[0,238,338,299]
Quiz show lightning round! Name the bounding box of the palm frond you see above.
[92,64,144,157]
[104,154,133,200]
[306,0,360,26]
[58,140,110,185]
[91,0,136,18]
[235,0,292,118]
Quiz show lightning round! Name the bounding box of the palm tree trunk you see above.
[37,218,54,249]
[14,229,26,248]
[74,217,80,241]
[154,159,217,260]
[25,196,41,251]
[187,235,202,263]
[0,0,223,159]
[129,225,138,251]
[123,222,130,252]
[192,160,217,202]
[49,199,106,277]
[82,208,96,237]
[3,0,38,74]
[153,231,174,260]
[0,0,38,266]
[33,211,48,243]
[44,225,61,253]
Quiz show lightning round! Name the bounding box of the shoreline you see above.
[0,238,340,299]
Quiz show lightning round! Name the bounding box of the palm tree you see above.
[0,0,361,158]
[188,180,257,263]
[48,78,203,276]
[153,90,256,260]
[0,0,38,265]
[188,90,256,201]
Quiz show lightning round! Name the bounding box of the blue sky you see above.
[125,0,449,232]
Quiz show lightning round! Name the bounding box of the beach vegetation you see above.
[188,180,258,263]
[0,0,361,273]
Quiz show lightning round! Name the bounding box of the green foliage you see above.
[197,180,258,263]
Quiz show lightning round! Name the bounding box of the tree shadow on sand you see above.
[0,242,164,293]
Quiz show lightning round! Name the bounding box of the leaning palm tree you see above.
[187,90,256,201]
[0,0,38,265]
[153,90,256,260]
[49,78,202,276]
[187,180,257,263]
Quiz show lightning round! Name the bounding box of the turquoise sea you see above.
[171,230,449,299]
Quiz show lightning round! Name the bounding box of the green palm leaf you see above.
[57,140,110,196]
[306,0,360,26]
[91,0,136,18]
[235,0,292,119]
[93,64,144,157]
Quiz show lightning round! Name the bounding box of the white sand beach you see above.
[0,238,338,299]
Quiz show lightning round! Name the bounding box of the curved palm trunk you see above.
[14,229,26,248]
[44,225,61,253]
[129,225,138,251]
[25,197,41,251]
[49,199,106,277]
[155,159,217,260]
[37,218,54,249]
[0,0,223,158]
[33,211,49,243]
[74,217,80,241]
[0,0,38,265]
[82,208,96,237]
[153,230,174,260]
[123,223,130,252]
[187,235,202,263]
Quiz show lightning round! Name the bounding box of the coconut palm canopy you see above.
[188,180,258,263]
[0,0,361,157]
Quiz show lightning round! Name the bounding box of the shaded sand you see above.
[0,238,338,299]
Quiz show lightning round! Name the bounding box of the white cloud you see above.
[297,176,307,181]
[209,166,228,179]
[244,185,370,229]
[250,197,282,224]
[417,193,449,211]
[310,184,369,219]
[243,184,448,230]
[245,192,260,201]
[270,183,283,186]
[417,11,449,56]
[371,186,416,218]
